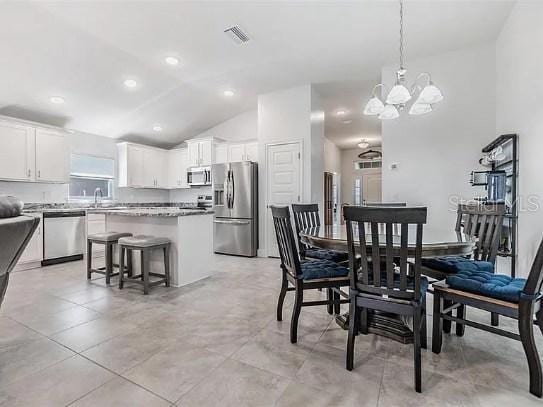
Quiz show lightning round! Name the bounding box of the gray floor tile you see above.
[0,355,114,406]
[0,337,75,387]
[0,317,43,349]
[50,315,138,352]
[177,359,290,407]
[124,338,226,402]
[70,376,171,407]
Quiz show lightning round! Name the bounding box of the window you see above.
[69,154,114,200]
[354,159,382,170]
[353,179,362,206]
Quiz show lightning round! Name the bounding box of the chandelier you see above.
[363,0,443,120]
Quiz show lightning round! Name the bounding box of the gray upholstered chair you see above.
[0,196,40,309]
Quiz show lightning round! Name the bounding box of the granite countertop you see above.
[22,202,201,214]
[91,208,214,217]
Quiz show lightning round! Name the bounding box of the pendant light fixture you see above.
[358,139,370,149]
[363,0,443,119]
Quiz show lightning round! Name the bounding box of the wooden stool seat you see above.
[87,232,133,285]
[118,235,171,295]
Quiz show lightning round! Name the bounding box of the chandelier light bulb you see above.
[386,83,412,105]
[378,104,400,120]
[363,97,385,115]
[417,83,443,104]
[409,103,432,115]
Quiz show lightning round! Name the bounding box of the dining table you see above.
[300,224,475,343]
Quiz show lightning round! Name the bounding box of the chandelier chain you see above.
[399,0,404,70]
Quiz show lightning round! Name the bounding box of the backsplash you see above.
[0,181,170,204]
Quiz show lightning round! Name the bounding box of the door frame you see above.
[264,140,304,257]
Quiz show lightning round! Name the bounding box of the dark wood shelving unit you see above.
[481,134,518,277]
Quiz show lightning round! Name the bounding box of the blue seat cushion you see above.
[446,270,527,303]
[305,248,348,262]
[363,273,429,299]
[300,259,349,280]
[422,256,494,274]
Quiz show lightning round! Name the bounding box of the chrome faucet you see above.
[94,188,103,208]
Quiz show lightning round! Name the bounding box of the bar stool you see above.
[118,235,171,294]
[87,232,133,285]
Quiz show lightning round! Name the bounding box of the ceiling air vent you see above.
[224,26,250,44]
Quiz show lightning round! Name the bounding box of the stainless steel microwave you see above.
[187,166,211,187]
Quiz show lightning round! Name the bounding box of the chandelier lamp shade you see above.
[364,0,443,119]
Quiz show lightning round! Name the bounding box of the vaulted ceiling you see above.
[0,1,513,148]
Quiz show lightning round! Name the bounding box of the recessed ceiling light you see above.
[223,90,235,97]
[123,79,138,88]
[49,96,65,104]
[165,56,179,66]
[152,124,163,132]
[336,110,346,116]
[342,120,353,124]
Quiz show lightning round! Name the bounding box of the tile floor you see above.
[0,255,542,406]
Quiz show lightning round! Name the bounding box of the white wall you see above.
[190,109,257,143]
[324,137,341,174]
[381,43,496,241]
[310,88,325,207]
[496,1,543,275]
[257,84,325,256]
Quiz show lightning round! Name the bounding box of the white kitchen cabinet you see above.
[228,143,245,162]
[186,139,213,167]
[245,141,258,162]
[0,120,35,182]
[167,148,189,189]
[35,128,69,183]
[118,142,168,189]
[143,148,167,188]
[214,143,228,164]
[0,120,69,184]
[228,141,258,162]
[18,214,43,264]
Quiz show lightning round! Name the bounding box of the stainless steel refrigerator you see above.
[212,161,258,257]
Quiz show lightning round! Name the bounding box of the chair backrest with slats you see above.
[344,206,427,302]
[455,203,505,264]
[271,206,302,278]
[291,204,321,257]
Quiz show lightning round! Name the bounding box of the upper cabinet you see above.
[167,148,189,189]
[214,143,228,164]
[118,143,167,189]
[35,128,69,183]
[186,139,213,167]
[228,141,258,163]
[0,120,35,182]
[0,119,68,184]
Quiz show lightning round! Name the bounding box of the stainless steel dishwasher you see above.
[42,210,86,266]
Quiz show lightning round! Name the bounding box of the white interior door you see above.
[266,142,301,257]
[363,172,382,203]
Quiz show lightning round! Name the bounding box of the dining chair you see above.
[271,206,350,343]
[291,203,348,263]
[432,236,543,398]
[422,203,505,332]
[344,205,428,393]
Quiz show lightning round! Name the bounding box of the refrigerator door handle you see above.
[230,170,235,209]
[213,219,250,225]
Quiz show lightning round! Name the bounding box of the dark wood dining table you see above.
[300,225,475,343]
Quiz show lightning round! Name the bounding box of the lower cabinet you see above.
[17,214,43,268]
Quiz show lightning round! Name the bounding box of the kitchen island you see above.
[92,207,214,287]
